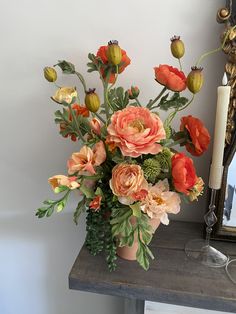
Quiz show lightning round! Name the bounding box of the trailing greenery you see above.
[85,189,118,271]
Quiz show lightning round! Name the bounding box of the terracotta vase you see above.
[116,217,160,261]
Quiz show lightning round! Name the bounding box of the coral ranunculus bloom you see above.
[180,115,210,156]
[107,106,166,157]
[96,45,131,82]
[171,153,197,195]
[154,65,186,92]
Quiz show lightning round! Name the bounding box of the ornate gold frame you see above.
[212,0,236,241]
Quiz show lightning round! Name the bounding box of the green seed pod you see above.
[44,67,57,82]
[85,88,100,113]
[107,40,122,65]
[187,66,204,94]
[170,36,185,59]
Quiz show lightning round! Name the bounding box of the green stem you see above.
[165,138,186,148]
[94,112,106,124]
[148,87,167,108]
[177,94,195,112]
[68,103,86,143]
[75,71,87,93]
[196,25,236,66]
[134,97,142,107]
[104,84,110,120]
[178,59,182,71]
[165,95,195,126]
[54,82,61,89]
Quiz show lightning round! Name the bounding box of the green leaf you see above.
[79,183,94,198]
[159,92,188,111]
[46,206,54,217]
[95,187,104,198]
[129,203,141,218]
[73,198,85,225]
[54,60,75,74]
[136,242,150,271]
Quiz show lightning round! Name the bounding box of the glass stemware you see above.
[185,188,229,267]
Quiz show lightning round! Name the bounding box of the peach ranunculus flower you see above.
[90,118,101,135]
[109,163,148,205]
[48,175,80,191]
[67,141,106,175]
[154,65,186,92]
[107,106,166,158]
[140,179,181,225]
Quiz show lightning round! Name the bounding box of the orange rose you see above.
[60,104,89,141]
[154,64,186,92]
[96,45,131,83]
[180,115,210,156]
[171,153,197,195]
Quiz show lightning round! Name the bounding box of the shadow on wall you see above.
[0,212,124,314]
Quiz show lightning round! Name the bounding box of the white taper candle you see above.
[209,73,231,189]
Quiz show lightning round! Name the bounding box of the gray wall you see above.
[0,0,225,313]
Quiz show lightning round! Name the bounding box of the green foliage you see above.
[54,107,91,139]
[135,214,154,270]
[73,198,86,225]
[85,190,118,271]
[129,203,142,218]
[142,158,161,183]
[159,92,188,111]
[108,87,129,111]
[54,60,75,74]
[87,53,100,73]
[110,207,133,239]
[79,183,95,198]
[36,190,70,218]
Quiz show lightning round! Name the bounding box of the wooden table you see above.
[69,221,236,313]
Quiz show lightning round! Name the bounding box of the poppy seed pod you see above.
[170,36,185,59]
[85,88,100,112]
[187,67,204,94]
[107,40,122,65]
[44,67,57,82]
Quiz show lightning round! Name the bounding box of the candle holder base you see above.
[185,238,229,267]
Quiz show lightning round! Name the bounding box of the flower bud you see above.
[186,67,203,94]
[170,36,185,59]
[85,88,100,112]
[52,87,77,104]
[44,67,57,82]
[107,40,122,65]
[128,86,140,99]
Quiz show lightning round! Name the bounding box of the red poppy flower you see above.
[180,115,210,156]
[154,64,186,92]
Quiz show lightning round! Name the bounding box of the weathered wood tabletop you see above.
[69,221,236,313]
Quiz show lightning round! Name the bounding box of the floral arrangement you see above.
[37,38,210,270]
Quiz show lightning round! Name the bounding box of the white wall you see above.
[0,0,226,313]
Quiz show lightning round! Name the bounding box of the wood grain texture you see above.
[69,221,236,313]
